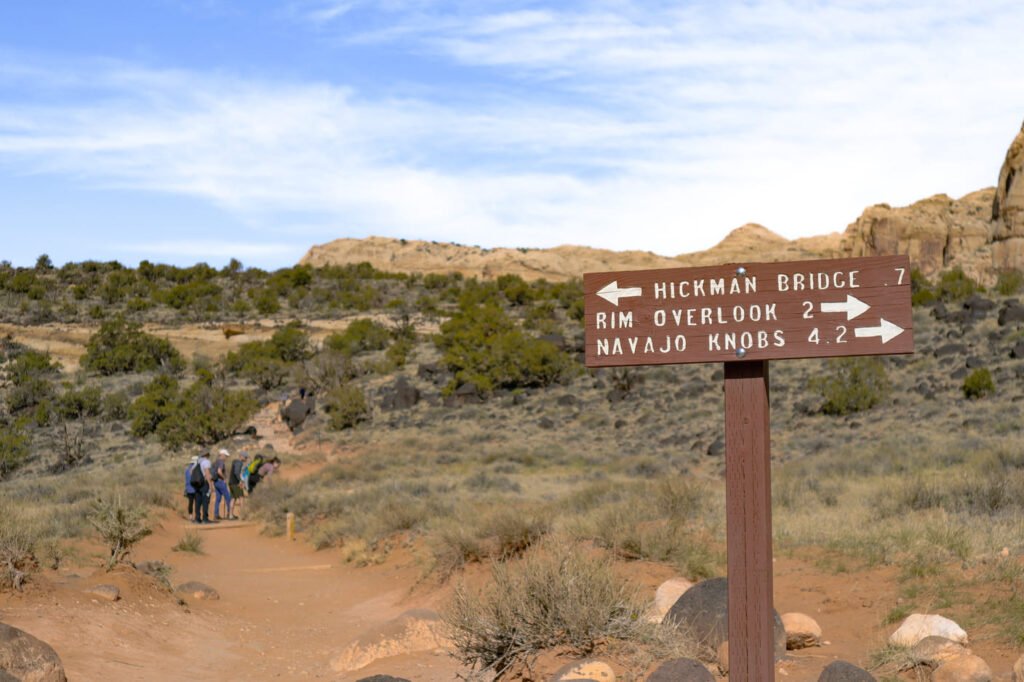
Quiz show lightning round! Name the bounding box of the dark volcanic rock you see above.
[380,377,421,411]
[0,622,67,682]
[280,396,316,432]
[706,436,725,457]
[1012,341,1024,359]
[817,660,876,681]
[647,657,714,681]
[664,577,786,658]
[965,356,985,369]
[934,343,967,358]
[998,302,1024,326]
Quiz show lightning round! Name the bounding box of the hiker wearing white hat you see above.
[213,448,233,521]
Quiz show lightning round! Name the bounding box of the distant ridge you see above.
[301,121,1024,284]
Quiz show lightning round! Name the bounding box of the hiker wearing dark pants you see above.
[193,452,212,524]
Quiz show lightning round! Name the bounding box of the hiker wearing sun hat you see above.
[213,448,233,521]
[183,455,199,519]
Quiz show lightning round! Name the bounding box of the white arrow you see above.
[596,281,642,306]
[854,318,905,344]
[820,294,870,320]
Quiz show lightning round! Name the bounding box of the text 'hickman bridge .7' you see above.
[583,255,914,367]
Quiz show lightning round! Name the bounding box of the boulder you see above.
[931,654,992,682]
[280,397,315,432]
[993,120,1024,266]
[663,577,786,657]
[781,612,822,649]
[646,658,713,681]
[445,383,484,407]
[85,584,120,602]
[0,623,67,682]
[174,581,220,601]
[964,295,996,319]
[552,659,615,681]
[817,660,876,681]
[331,609,447,674]
[934,343,967,358]
[1012,341,1024,359]
[965,356,985,369]
[889,614,967,648]
[908,636,969,669]
[650,577,694,623]
[379,377,420,411]
[999,303,1024,326]
[706,437,725,457]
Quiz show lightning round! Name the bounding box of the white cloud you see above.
[114,240,307,261]
[2,1,1024,262]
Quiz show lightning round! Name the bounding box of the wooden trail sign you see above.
[583,255,914,681]
[583,255,913,367]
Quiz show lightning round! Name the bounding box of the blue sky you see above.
[2,1,1023,269]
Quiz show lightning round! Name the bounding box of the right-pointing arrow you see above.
[820,294,870,320]
[854,318,904,344]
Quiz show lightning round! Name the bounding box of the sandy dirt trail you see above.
[0,513,464,681]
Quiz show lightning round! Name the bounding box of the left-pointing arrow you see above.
[596,281,642,306]
[853,318,904,344]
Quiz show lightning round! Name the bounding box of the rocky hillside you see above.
[302,122,1024,285]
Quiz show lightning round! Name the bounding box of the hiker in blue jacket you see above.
[183,455,198,518]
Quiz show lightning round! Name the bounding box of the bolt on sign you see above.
[583,255,913,681]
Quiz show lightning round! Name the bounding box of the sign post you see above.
[583,255,913,680]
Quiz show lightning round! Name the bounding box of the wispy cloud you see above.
[2,1,1024,261]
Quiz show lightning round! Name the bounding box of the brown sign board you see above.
[584,255,913,367]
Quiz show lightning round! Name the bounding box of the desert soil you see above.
[1,403,1020,680]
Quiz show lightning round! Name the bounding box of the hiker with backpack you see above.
[183,455,198,518]
[246,452,267,490]
[229,451,249,519]
[191,451,213,524]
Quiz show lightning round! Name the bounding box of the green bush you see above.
[56,384,103,419]
[809,357,891,415]
[324,318,391,356]
[910,269,936,306]
[130,371,258,448]
[435,302,573,393]
[935,267,982,301]
[102,390,132,421]
[0,419,30,479]
[325,383,369,430]
[995,269,1024,296]
[963,368,995,399]
[81,316,185,375]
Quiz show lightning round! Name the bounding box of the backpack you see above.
[190,461,205,488]
[248,455,264,476]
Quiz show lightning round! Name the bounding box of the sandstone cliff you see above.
[301,122,1024,284]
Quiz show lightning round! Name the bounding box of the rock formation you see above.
[300,122,1024,285]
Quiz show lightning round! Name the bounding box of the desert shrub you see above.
[325,383,369,430]
[130,371,257,448]
[299,350,358,393]
[444,537,645,675]
[250,287,281,314]
[4,349,60,412]
[910,269,936,306]
[155,370,259,448]
[0,419,30,479]
[496,274,534,306]
[156,279,222,312]
[55,384,103,419]
[0,506,38,591]
[963,368,995,399]
[995,268,1024,296]
[102,390,132,421]
[435,302,574,392]
[935,266,982,301]
[172,531,204,554]
[876,470,1024,518]
[81,316,185,375]
[809,357,890,415]
[269,322,312,362]
[324,318,391,356]
[224,343,288,390]
[88,495,152,570]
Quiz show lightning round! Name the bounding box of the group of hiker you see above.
[183,449,281,524]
